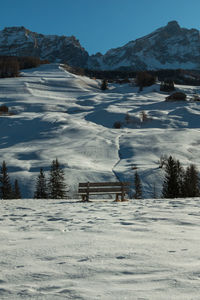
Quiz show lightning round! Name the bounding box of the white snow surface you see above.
[0,198,200,299]
[1,64,200,197]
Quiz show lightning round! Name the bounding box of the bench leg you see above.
[81,194,90,202]
[115,193,121,202]
[121,193,128,201]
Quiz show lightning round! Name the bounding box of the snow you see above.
[1,64,200,198]
[0,198,200,299]
[1,64,200,299]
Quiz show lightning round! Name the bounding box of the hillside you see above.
[0,64,200,198]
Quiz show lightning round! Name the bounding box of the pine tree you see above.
[12,179,21,199]
[183,164,200,197]
[152,182,157,199]
[0,161,12,199]
[134,171,142,199]
[162,156,183,198]
[48,159,67,199]
[34,168,48,199]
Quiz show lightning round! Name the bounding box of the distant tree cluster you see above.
[136,72,156,90]
[0,161,21,199]
[1,155,199,200]
[17,56,49,69]
[0,159,67,200]
[160,79,175,92]
[162,156,200,198]
[63,64,200,86]
[34,159,68,199]
[0,57,20,78]
[131,156,200,200]
[0,56,49,78]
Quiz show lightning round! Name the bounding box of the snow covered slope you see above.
[1,198,200,299]
[0,64,200,198]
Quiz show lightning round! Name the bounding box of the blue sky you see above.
[1,0,200,54]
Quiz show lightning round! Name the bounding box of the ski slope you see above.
[0,64,200,197]
[0,198,200,299]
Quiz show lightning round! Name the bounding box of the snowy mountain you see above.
[88,21,200,70]
[1,21,200,71]
[0,26,89,67]
[0,63,200,198]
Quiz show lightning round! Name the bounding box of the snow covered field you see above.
[0,63,200,197]
[0,198,200,299]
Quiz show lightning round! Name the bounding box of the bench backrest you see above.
[78,182,130,194]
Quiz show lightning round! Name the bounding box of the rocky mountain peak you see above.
[166,20,180,30]
[0,26,89,67]
[0,22,200,71]
[87,21,200,70]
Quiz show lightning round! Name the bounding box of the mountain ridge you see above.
[0,21,200,70]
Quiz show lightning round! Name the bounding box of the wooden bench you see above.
[78,181,130,202]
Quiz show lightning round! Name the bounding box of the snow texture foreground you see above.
[0,198,200,299]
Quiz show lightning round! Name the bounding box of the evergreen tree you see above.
[162,156,183,198]
[34,168,48,199]
[12,179,21,199]
[176,159,185,197]
[48,159,67,199]
[152,182,157,199]
[0,161,12,199]
[134,171,142,199]
[183,164,200,197]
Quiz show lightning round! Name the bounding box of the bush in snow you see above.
[101,79,108,90]
[113,121,122,129]
[160,79,175,92]
[140,111,148,122]
[165,92,186,101]
[0,105,9,114]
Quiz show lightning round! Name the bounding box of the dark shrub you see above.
[0,105,9,113]
[160,79,175,92]
[101,79,108,90]
[113,121,122,129]
[165,92,187,101]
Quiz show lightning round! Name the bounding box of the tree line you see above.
[0,156,199,200]
[63,64,200,86]
[0,56,49,78]
[0,159,67,199]
[133,155,200,199]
